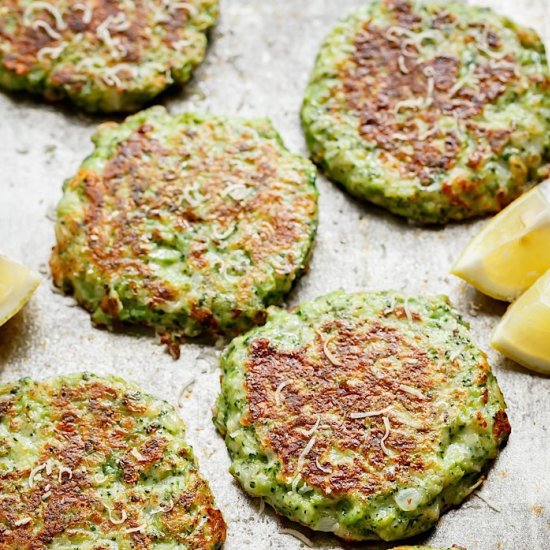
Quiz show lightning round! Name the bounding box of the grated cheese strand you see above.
[274,380,291,408]
[350,405,393,419]
[13,517,32,527]
[403,298,414,324]
[389,408,424,429]
[380,416,392,456]
[394,97,424,113]
[151,499,174,515]
[316,330,341,366]
[107,508,127,525]
[31,20,61,40]
[171,2,198,16]
[398,384,426,400]
[315,457,332,473]
[178,376,196,407]
[384,295,397,315]
[211,224,235,241]
[302,415,321,437]
[475,492,501,512]
[397,55,409,74]
[28,463,46,488]
[291,436,317,491]
[58,466,73,483]
[25,2,66,30]
[278,528,314,547]
[73,3,93,25]
[37,45,64,62]
[297,436,316,468]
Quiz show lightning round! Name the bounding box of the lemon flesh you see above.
[0,255,40,328]
[491,269,550,374]
[452,179,550,301]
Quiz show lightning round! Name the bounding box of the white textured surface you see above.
[0,1,549,549]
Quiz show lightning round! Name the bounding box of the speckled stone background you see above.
[1,1,549,549]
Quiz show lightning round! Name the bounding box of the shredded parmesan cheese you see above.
[422,67,435,107]
[350,405,393,419]
[291,436,317,491]
[300,415,321,437]
[258,497,265,514]
[403,298,414,323]
[467,477,484,493]
[380,416,392,456]
[211,224,235,241]
[28,463,47,488]
[151,499,174,515]
[73,2,93,25]
[25,2,67,30]
[389,408,424,429]
[13,517,32,527]
[384,295,396,315]
[41,491,52,501]
[274,380,291,407]
[316,331,341,366]
[171,2,198,16]
[223,184,251,201]
[102,72,123,88]
[291,473,302,492]
[37,45,64,62]
[96,13,130,59]
[94,473,107,484]
[107,508,127,525]
[477,44,507,60]
[278,527,314,547]
[475,492,501,512]
[58,466,73,482]
[394,97,425,113]
[315,457,332,473]
[398,384,426,400]
[178,377,196,406]
[181,183,204,207]
[386,25,417,42]
[297,436,317,465]
[31,20,61,40]
[397,55,409,74]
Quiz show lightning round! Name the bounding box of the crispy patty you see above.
[0,0,218,112]
[302,0,550,224]
[214,291,510,541]
[50,106,318,344]
[0,372,226,549]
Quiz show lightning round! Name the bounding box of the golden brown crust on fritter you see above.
[340,2,520,185]
[0,373,226,549]
[0,0,218,111]
[244,319,454,497]
[50,107,318,340]
[215,291,510,541]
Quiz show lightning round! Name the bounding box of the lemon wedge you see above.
[0,255,41,328]
[491,269,550,374]
[452,179,550,301]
